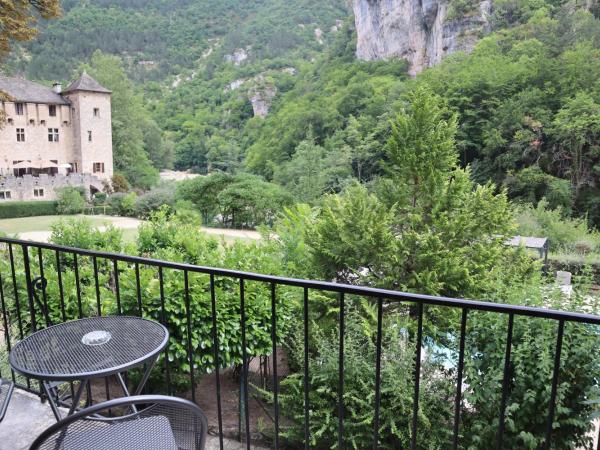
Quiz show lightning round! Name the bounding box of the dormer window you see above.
[49,105,56,117]
[15,103,24,115]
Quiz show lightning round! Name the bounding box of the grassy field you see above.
[0,215,259,245]
[0,215,116,234]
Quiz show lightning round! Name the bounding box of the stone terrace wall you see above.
[0,173,104,201]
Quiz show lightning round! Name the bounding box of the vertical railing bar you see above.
[37,248,50,327]
[496,313,515,450]
[21,244,37,333]
[544,319,565,450]
[411,301,424,450]
[113,260,121,315]
[22,244,40,393]
[338,292,345,450]
[92,256,109,403]
[0,271,16,383]
[303,286,310,450]
[452,308,468,449]
[373,297,383,450]
[158,267,172,396]
[92,256,101,316]
[183,270,196,403]
[55,251,67,323]
[9,243,30,390]
[210,273,224,450]
[9,244,25,341]
[270,282,279,450]
[240,278,251,450]
[73,254,83,319]
[55,250,72,401]
[135,263,142,316]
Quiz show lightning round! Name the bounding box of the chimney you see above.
[52,82,62,94]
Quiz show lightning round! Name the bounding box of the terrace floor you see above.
[1,389,264,450]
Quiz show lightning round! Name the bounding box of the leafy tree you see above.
[307,88,532,297]
[111,173,130,193]
[217,174,292,228]
[385,86,458,210]
[0,0,59,60]
[176,173,234,224]
[273,132,352,203]
[550,92,600,198]
[80,50,159,189]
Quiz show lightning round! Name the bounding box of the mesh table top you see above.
[9,316,169,381]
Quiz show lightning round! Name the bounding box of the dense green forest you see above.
[5,0,600,227]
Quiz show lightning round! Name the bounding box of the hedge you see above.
[0,201,58,219]
[547,254,600,285]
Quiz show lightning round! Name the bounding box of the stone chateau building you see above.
[0,73,113,201]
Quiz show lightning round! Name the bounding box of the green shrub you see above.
[0,200,58,218]
[84,205,114,216]
[272,308,453,449]
[134,186,176,218]
[515,200,600,254]
[108,192,137,216]
[111,173,130,193]
[56,186,86,215]
[92,192,107,205]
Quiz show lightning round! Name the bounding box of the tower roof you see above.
[0,76,69,104]
[62,72,111,95]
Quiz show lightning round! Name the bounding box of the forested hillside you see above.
[5,0,600,227]
[7,0,347,82]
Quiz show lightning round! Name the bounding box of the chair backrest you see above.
[29,395,208,450]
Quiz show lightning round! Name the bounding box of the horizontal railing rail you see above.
[0,236,598,450]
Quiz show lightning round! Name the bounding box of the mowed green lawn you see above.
[0,215,259,245]
[0,215,113,234]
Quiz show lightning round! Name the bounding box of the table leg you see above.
[43,379,88,421]
[42,382,62,422]
[67,380,87,416]
[133,356,158,396]
[116,373,138,415]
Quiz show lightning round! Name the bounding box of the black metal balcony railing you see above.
[0,236,599,450]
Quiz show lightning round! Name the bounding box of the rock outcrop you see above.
[353,0,491,75]
[224,47,250,65]
[248,82,277,118]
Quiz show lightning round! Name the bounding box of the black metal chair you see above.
[0,378,14,422]
[29,395,208,450]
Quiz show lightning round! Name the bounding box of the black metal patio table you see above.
[8,316,169,421]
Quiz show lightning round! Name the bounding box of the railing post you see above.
[22,244,37,333]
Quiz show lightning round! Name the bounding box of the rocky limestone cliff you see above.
[248,82,277,118]
[353,0,491,75]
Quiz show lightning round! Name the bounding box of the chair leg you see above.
[0,379,14,422]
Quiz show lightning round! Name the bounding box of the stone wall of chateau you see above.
[0,102,73,174]
[0,85,113,200]
[0,173,104,201]
[63,91,113,180]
